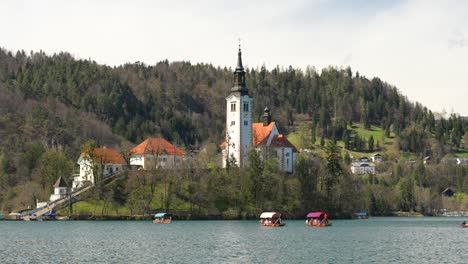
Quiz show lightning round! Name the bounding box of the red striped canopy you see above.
[306,212,328,218]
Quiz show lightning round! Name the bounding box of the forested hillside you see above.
[0,48,467,215]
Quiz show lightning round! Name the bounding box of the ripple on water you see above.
[0,218,467,263]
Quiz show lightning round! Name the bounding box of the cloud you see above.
[448,30,467,49]
[0,0,467,115]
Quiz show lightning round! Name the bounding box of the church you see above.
[221,47,298,173]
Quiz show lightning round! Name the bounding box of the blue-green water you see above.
[1,217,467,263]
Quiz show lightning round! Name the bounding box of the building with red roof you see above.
[251,108,298,173]
[73,147,126,189]
[222,106,298,173]
[221,47,298,173]
[130,137,186,170]
[221,46,297,172]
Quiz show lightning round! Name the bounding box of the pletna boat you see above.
[2,213,23,221]
[41,213,57,221]
[355,212,369,219]
[260,212,285,227]
[153,213,172,223]
[306,212,332,227]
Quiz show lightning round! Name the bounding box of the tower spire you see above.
[236,38,243,70]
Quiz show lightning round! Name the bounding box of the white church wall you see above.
[224,93,252,168]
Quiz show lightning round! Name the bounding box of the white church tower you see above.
[223,46,252,168]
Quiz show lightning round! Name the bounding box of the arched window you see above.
[231,103,236,112]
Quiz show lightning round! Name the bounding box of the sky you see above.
[1,0,467,115]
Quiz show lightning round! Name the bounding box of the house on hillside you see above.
[441,188,455,197]
[350,159,376,175]
[73,147,126,190]
[129,137,186,170]
[358,157,371,162]
[50,176,69,202]
[370,153,383,162]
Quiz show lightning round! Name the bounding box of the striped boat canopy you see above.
[260,212,281,219]
[306,212,328,218]
[154,213,168,218]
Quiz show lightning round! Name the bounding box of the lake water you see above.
[1,217,467,263]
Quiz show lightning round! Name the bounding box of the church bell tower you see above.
[223,45,252,168]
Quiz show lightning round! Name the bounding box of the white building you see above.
[222,47,252,168]
[50,176,69,202]
[350,160,376,175]
[251,109,298,173]
[370,153,383,162]
[73,147,126,189]
[129,137,185,170]
[221,47,298,173]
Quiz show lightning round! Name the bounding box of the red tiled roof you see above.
[270,134,298,152]
[252,122,276,146]
[220,140,227,149]
[131,137,185,156]
[89,147,127,164]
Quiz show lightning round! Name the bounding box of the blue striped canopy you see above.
[154,213,167,218]
[356,212,368,217]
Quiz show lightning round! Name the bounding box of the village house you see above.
[129,137,186,170]
[49,176,69,202]
[73,147,126,190]
[441,187,455,197]
[350,157,376,175]
[221,47,298,173]
[370,153,383,162]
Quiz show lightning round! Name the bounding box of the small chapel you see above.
[221,47,298,173]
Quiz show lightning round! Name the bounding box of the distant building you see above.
[441,188,455,197]
[423,156,432,165]
[358,157,371,162]
[50,176,69,202]
[129,137,186,170]
[36,201,48,209]
[221,47,298,173]
[370,153,383,163]
[73,147,126,189]
[441,157,468,166]
[350,159,376,175]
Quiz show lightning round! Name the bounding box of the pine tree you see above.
[368,135,375,152]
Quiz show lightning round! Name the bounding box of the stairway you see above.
[22,171,125,217]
